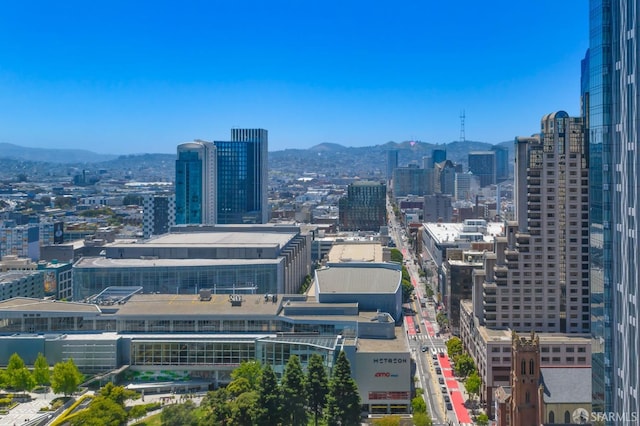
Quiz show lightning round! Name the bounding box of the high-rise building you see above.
[142,194,176,239]
[392,165,431,197]
[454,172,480,202]
[468,151,497,187]
[432,148,446,166]
[175,129,269,226]
[587,0,639,418]
[219,128,269,224]
[491,145,510,182]
[386,150,399,185]
[338,181,386,231]
[175,141,216,225]
[481,112,589,334]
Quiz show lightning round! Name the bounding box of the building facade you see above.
[216,128,269,224]
[338,181,386,232]
[142,193,175,239]
[586,0,639,418]
[175,141,217,225]
[468,151,497,188]
[392,165,431,197]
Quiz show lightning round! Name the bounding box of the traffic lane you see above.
[446,379,472,423]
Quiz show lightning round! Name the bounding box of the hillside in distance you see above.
[0,142,118,163]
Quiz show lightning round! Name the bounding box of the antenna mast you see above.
[459,110,466,143]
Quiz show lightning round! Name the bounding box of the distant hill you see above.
[0,142,117,163]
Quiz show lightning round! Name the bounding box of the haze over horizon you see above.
[0,1,588,155]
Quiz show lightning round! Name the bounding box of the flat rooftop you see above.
[327,242,384,263]
[118,231,296,248]
[115,293,283,317]
[317,265,401,294]
[0,297,102,314]
[423,221,504,245]
[357,327,409,353]
[74,257,281,268]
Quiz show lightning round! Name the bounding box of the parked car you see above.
[435,367,442,374]
[446,402,453,411]
[438,377,445,385]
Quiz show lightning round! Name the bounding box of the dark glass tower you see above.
[215,129,269,224]
[175,141,216,225]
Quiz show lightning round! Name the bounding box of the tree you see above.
[229,390,259,426]
[200,388,232,425]
[412,411,433,426]
[306,353,329,426]
[445,336,463,359]
[411,396,426,413]
[128,404,147,423]
[454,353,476,377]
[255,364,282,426]
[99,382,137,405]
[281,355,308,425]
[390,248,403,263]
[372,415,401,425]
[325,351,360,426]
[33,353,50,387]
[475,412,489,426]
[226,377,252,397]
[465,371,482,401]
[51,358,83,396]
[231,360,262,388]
[5,353,35,395]
[161,399,198,426]
[401,279,414,303]
[71,396,127,426]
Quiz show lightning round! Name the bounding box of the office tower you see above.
[423,193,452,222]
[338,181,386,231]
[432,148,446,166]
[587,0,639,418]
[175,141,216,225]
[392,164,431,197]
[454,172,480,202]
[386,150,399,185]
[485,112,589,333]
[468,151,497,187]
[0,224,40,261]
[432,160,456,195]
[491,145,510,182]
[142,194,176,238]
[215,128,269,224]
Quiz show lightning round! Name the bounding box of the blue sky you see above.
[0,1,588,154]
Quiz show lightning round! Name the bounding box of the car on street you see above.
[435,367,442,374]
[438,377,445,385]
[421,345,428,352]
[446,402,453,411]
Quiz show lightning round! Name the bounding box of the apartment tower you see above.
[480,112,589,334]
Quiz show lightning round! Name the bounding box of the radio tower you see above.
[459,110,466,143]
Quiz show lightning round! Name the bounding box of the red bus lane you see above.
[438,354,472,423]
[404,315,416,338]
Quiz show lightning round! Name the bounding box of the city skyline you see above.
[0,1,588,155]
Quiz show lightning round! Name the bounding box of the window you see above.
[549,411,555,423]
[521,360,526,374]
[565,411,571,423]
[529,359,535,374]
[525,391,530,403]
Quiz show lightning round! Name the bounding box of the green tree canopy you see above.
[160,399,198,426]
[5,353,35,394]
[412,411,434,426]
[200,388,232,425]
[70,396,127,426]
[231,359,262,388]
[255,364,282,426]
[446,336,463,359]
[465,371,482,400]
[476,413,489,426]
[33,353,50,387]
[99,382,138,405]
[390,248,403,263]
[325,351,361,426]
[411,396,427,413]
[229,390,259,426]
[51,358,83,396]
[306,353,329,426]
[226,377,252,397]
[454,353,476,377]
[281,355,308,425]
[401,279,414,303]
[372,415,402,426]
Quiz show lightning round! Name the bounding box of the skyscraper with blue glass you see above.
[216,128,269,224]
[587,0,639,419]
[175,140,217,225]
[175,129,269,226]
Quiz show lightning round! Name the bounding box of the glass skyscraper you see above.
[216,128,269,224]
[588,0,639,418]
[175,141,216,225]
